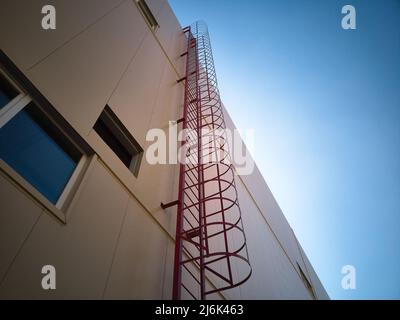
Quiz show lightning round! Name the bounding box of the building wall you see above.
[0,0,328,299]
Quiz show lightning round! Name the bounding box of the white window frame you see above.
[0,69,87,210]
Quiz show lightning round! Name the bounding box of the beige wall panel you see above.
[222,223,247,300]
[154,1,186,77]
[168,31,187,78]
[162,146,181,238]
[0,0,125,71]
[108,33,167,147]
[132,159,176,232]
[103,197,169,299]
[240,166,310,277]
[130,61,182,232]
[0,173,43,282]
[222,106,310,277]
[145,0,166,18]
[0,160,129,299]
[86,129,138,195]
[235,180,311,299]
[26,0,148,137]
[147,63,182,132]
[222,281,241,300]
[161,238,175,299]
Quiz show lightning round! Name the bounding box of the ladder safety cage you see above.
[173,21,252,300]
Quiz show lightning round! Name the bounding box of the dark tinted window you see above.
[94,117,132,167]
[0,102,81,203]
[94,106,143,176]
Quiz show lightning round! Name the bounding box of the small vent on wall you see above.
[135,0,159,31]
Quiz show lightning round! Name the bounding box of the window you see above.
[297,263,317,299]
[0,65,86,208]
[0,72,19,109]
[135,0,159,31]
[94,105,143,177]
[0,102,82,204]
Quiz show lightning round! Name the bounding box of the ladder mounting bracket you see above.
[161,200,179,210]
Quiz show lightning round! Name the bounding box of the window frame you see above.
[135,0,159,31]
[0,70,21,111]
[0,63,91,212]
[94,105,143,177]
[0,71,28,127]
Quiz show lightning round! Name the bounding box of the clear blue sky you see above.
[169,0,400,299]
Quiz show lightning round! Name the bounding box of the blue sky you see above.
[169,0,400,299]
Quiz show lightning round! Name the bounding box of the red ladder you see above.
[172,21,252,300]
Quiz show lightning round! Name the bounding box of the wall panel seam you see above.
[26,0,129,72]
[105,29,150,108]
[101,195,131,299]
[0,210,43,289]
